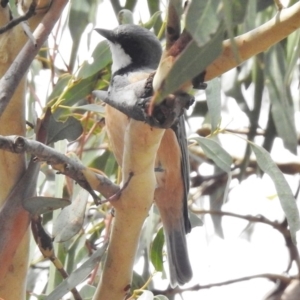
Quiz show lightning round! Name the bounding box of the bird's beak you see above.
[94,28,115,42]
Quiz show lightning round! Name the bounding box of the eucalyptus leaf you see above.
[143,11,162,30]
[265,45,297,154]
[53,187,89,242]
[53,73,99,118]
[47,74,72,103]
[206,78,221,132]
[47,115,83,144]
[150,227,165,272]
[79,284,96,300]
[23,196,71,215]
[68,0,91,71]
[191,136,232,173]
[189,211,204,228]
[45,242,108,300]
[156,25,224,102]
[77,41,111,79]
[186,0,221,46]
[221,0,249,25]
[251,143,300,244]
[256,0,273,12]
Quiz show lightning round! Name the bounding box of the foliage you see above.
[1,0,300,299]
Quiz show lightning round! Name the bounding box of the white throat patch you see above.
[108,42,132,74]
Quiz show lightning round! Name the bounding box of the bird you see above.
[94,24,192,287]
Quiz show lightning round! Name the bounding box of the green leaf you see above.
[155,25,224,102]
[53,187,89,242]
[45,242,108,300]
[143,11,162,30]
[186,0,221,46]
[265,45,297,154]
[79,285,96,300]
[251,143,300,243]
[192,136,232,173]
[53,74,99,118]
[206,78,221,132]
[256,0,273,12]
[77,41,111,79]
[68,0,91,71]
[23,197,71,215]
[150,227,165,272]
[285,30,300,85]
[47,115,83,144]
[222,0,249,25]
[47,74,72,103]
[189,211,204,227]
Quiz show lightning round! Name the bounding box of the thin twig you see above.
[152,273,293,296]
[0,0,69,118]
[0,0,37,34]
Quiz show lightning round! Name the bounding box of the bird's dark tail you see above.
[164,223,193,287]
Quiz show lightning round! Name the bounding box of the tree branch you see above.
[205,1,300,81]
[153,2,300,94]
[193,210,300,276]
[0,0,37,34]
[92,121,165,300]
[0,135,119,201]
[153,273,293,296]
[0,0,69,118]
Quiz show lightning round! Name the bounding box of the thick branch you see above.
[0,0,69,118]
[93,121,165,300]
[0,0,37,34]
[0,159,39,281]
[153,2,300,94]
[205,2,300,81]
[0,135,119,201]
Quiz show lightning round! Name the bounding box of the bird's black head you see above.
[95,24,162,75]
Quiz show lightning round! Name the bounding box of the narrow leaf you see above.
[186,0,221,46]
[53,187,89,242]
[192,136,232,173]
[206,78,221,132]
[251,143,300,243]
[45,242,108,300]
[47,115,83,144]
[77,41,111,79]
[143,11,162,29]
[156,25,224,102]
[23,197,71,215]
[265,45,297,154]
[150,227,165,272]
